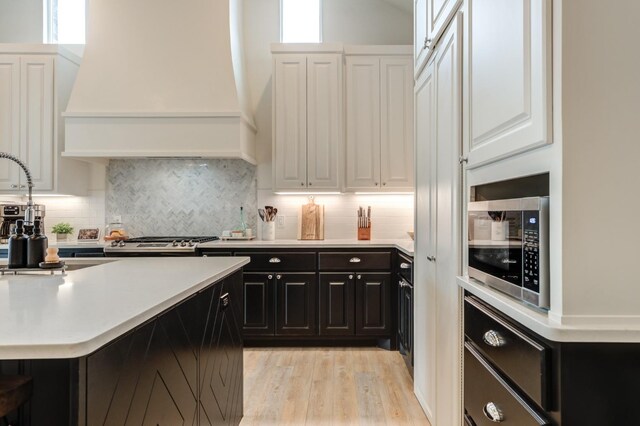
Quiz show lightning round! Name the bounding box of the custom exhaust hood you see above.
[63,0,256,163]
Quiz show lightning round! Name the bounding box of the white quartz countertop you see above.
[199,238,414,256]
[0,257,249,360]
[459,276,640,343]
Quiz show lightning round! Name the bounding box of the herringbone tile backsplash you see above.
[106,159,257,237]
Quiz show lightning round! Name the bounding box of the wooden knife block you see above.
[357,226,371,241]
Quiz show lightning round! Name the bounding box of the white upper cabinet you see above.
[307,55,341,190]
[273,55,307,190]
[272,46,342,192]
[415,0,461,76]
[0,54,54,192]
[380,57,414,190]
[0,55,21,191]
[20,56,54,191]
[345,48,414,193]
[345,56,381,191]
[466,0,552,168]
[0,46,90,195]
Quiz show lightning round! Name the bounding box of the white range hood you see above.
[63,0,256,164]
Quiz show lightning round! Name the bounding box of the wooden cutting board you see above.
[298,200,324,240]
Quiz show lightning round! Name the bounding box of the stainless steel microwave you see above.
[468,197,549,309]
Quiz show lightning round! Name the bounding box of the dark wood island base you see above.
[0,270,244,426]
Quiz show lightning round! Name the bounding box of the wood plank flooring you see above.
[241,347,430,426]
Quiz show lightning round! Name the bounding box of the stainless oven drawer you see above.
[465,342,551,425]
[464,296,550,409]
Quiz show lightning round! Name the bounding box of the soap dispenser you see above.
[27,219,48,268]
[8,219,28,269]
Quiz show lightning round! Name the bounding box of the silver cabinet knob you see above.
[267,274,273,280]
[483,402,504,422]
[19,184,26,188]
[423,37,432,50]
[276,274,282,280]
[382,182,386,186]
[349,257,361,263]
[459,155,469,164]
[400,262,411,269]
[357,274,362,280]
[348,275,354,279]
[374,182,379,186]
[269,257,281,263]
[309,182,312,186]
[483,330,506,348]
[10,184,18,189]
[118,241,126,247]
[301,182,305,186]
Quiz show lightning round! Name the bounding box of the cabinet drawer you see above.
[234,252,316,272]
[465,343,551,425]
[464,296,549,409]
[319,251,391,271]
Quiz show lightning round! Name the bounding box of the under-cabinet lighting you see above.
[274,192,342,195]
[354,192,414,195]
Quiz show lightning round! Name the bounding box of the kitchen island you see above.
[0,257,249,425]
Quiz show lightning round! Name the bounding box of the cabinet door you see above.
[242,273,275,336]
[345,56,381,191]
[414,0,430,75]
[427,0,462,43]
[319,273,355,336]
[380,57,414,191]
[414,57,437,422]
[276,273,317,336]
[20,56,54,191]
[433,14,463,426]
[307,54,341,190]
[355,273,390,335]
[273,55,307,190]
[467,0,551,168]
[0,55,21,191]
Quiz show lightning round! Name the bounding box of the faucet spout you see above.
[0,152,35,226]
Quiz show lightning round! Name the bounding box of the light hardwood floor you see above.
[241,347,431,426]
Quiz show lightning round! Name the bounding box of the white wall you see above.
[0,0,43,42]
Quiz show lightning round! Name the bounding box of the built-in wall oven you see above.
[468,197,549,309]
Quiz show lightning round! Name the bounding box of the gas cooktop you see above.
[105,236,219,255]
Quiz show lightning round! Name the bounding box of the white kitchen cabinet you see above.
[272,48,341,192]
[345,49,413,192]
[466,0,552,168]
[0,55,21,191]
[0,47,89,195]
[0,54,53,191]
[415,0,461,76]
[414,13,462,426]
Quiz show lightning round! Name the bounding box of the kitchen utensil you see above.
[258,209,265,222]
[298,197,324,240]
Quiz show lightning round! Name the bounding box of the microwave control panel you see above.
[523,211,540,292]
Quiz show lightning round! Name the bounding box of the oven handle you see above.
[399,278,413,289]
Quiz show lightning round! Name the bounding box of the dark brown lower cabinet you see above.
[0,271,244,426]
[319,273,355,335]
[276,273,317,336]
[243,272,317,337]
[242,272,275,335]
[356,273,391,335]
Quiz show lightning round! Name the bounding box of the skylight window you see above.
[44,0,86,44]
[281,0,322,43]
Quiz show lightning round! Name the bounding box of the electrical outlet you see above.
[277,216,285,229]
[112,215,122,223]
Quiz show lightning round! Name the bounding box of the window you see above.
[281,0,322,43]
[44,0,86,44]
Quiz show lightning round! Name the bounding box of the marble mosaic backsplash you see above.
[106,159,257,237]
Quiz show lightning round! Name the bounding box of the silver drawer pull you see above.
[483,402,504,422]
[483,330,506,348]
[400,262,411,269]
[349,257,361,263]
[269,257,281,263]
[426,256,436,262]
